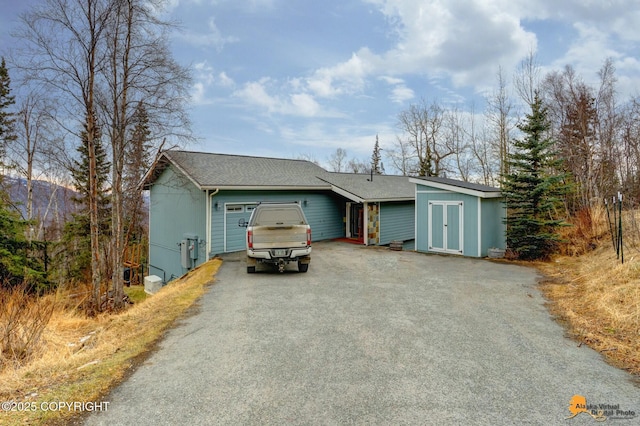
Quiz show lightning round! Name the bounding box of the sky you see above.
[1,0,640,171]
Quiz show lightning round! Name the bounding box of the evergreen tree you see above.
[123,102,152,240]
[501,93,567,260]
[62,112,111,281]
[0,57,16,166]
[0,192,32,287]
[0,60,44,288]
[371,134,384,174]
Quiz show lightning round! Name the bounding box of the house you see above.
[410,176,505,257]
[141,150,415,281]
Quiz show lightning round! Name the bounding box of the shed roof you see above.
[410,176,502,198]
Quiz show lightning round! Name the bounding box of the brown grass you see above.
[0,258,221,425]
[539,206,640,377]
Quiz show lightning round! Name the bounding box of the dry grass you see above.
[0,258,221,426]
[539,206,640,377]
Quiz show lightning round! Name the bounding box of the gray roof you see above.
[144,151,330,189]
[410,176,502,198]
[319,173,414,202]
[143,150,415,202]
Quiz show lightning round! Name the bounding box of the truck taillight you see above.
[247,230,253,249]
[306,228,311,246]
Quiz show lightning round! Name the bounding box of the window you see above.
[226,204,244,213]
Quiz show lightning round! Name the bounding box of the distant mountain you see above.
[3,176,79,234]
[2,176,149,239]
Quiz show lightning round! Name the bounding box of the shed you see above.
[410,176,505,257]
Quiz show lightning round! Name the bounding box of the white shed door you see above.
[428,201,463,254]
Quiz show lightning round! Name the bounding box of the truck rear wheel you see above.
[298,262,309,273]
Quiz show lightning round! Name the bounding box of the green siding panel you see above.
[148,166,207,281]
[481,198,506,255]
[379,202,415,245]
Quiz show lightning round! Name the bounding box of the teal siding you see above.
[148,166,207,281]
[415,183,503,257]
[209,190,345,255]
[379,201,415,245]
[480,198,506,255]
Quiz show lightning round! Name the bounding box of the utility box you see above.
[180,234,199,269]
[180,240,191,269]
[144,275,163,295]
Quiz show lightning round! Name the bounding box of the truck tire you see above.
[298,262,309,273]
[247,266,256,273]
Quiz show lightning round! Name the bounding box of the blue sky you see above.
[2,0,640,171]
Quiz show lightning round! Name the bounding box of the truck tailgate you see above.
[251,225,309,249]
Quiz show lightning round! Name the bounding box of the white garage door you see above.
[224,203,256,252]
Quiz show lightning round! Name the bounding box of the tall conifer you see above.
[501,93,567,260]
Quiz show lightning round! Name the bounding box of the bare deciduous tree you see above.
[396,99,450,177]
[386,136,414,176]
[17,0,113,314]
[99,0,192,310]
[10,94,53,242]
[327,148,347,172]
[514,50,541,107]
[16,0,192,312]
[485,66,515,181]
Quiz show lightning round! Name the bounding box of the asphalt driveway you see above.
[85,241,638,425]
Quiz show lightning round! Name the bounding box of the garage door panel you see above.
[224,204,254,252]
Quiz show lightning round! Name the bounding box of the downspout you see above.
[206,188,220,260]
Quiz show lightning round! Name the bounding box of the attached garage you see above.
[411,176,505,257]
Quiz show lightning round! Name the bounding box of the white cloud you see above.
[190,62,236,105]
[218,72,235,88]
[307,50,375,98]
[302,0,638,99]
[177,16,238,51]
[290,93,320,117]
[379,76,414,103]
[390,85,415,103]
[233,79,337,118]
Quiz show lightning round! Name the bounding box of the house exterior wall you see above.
[379,201,415,245]
[480,198,506,255]
[209,190,346,256]
[148,165,207,281]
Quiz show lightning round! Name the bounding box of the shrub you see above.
[0,282,54,369]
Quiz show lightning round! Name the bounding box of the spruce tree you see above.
[124,102,152,240]
[501,93,567,260]
[371,134,384,174]
[62,112,111,281]
[0,57,16,166]
[0,59,44,288]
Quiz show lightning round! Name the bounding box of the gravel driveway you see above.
[85,241,638,425]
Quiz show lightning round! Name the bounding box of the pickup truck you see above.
[244,202,311,273]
